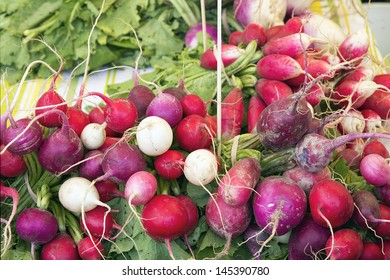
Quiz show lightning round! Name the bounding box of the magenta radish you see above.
[100,141,147,184]
[0,145,27,177]
[255,78,292,105]
[180,94,207,117]
[145,93,183,127]
[283,166,331,195]
[206,193,251,258]
[288,215,330,260]
[154,150,185,180]
[360,154,390,187]
[66,106,90,136]
[78,236,105,260]
[37,110,83,174]
[262,33,312,57]
[88,106,120,137]
[40,232,80,260]
[304,83,325,107]
[175,114,213,152]
[270,17,304,41]
[136,116,173,156]
[141,194,188,259]
[309,179,354,228]
[359,242,385,260]
[375,204,390,237]
[163,84,187,101]
[332,80,379,109]
[200,44,244,70]
[374,73,390,88]
[228,30,243,46]
[252,176,307,236]
[2,118,43,155]
[128,85,155,120]
[339,65,374,83]
[265,25,284,41]
[256,94,312,151]
[95,180,124,203]
[217,158,261,207]
[325,228,363,260]
[360,89,390,120]
[124,171,157,206]
[338,30,369,64]
[256,54,304,81]
[35,89,68,128]
[241,22,267,48]
[352,190,381,229]
[183,149,218,187]
[80,206,119,238]
[185,23,218,50]
[221,87,245,140]
[78,150,104,181]
[247,94,267,133]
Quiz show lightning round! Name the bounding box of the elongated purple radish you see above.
[247,94,267,133]
[40,232,80,260]
[295,132,390,173]
[177,195,199,258]
[256,54,304,81]
[78,150,104,180]
[255,78,292,105]
[0,144,27,177]
[221,87,245,141]
[217,158,261,207]
[124,171,157,206]
[128,85,155,120]
[283,166,331,195]
[360,154,390,187]
[263,33,312,57]
[154,150,186,180]
[206,193,251,259]
[35,89,68,128]
[200,44,245,70]
[146,93,183,127]
[256,94,313,151]
[185,23,218,50]
[352,190,381,229]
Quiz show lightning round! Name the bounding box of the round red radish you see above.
[78,236,105,260]
[177,195,199,236]
[241,23,267,48]
[40,232,80,260]
[104,98,138,133]
[362,139,389,158]
[359,242,385,260]
[228,30,243,46]
[35,89,68,127]
[80,206,117,238]
[375,204,390,237]
[0,145,27,177]
[67,106,90,136]
[325,228,363,260]
[154,150,185,180]
[88,106,120,137]
[180,94,207,117]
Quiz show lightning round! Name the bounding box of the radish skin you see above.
[256,54,304,81]
[183,149,218,186]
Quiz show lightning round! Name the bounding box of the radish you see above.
[136,116,173,156]
[241,22,267,48]
[309,179,354,228]
[205,193,251,258]
[243,223,270,259]
[141,194,188,259]
[286,0,314,16]
[332,80,379,109]
[337,109,365,134]
[256,54,304,81]
[40,232,80,260]
[183,149,218,187]
[154,150,186,180]
[374,73,390,88]
[262,33,312,57]
[221,87,245,140]
[128,85,155,120]
[78,236,105,260]
[360,154,390,187]
[146,93,183,127]
[247,94,267,133]
[269,17,304,41]
[185,23,218,50]
[180,94,207,117]
[163,84,187,101]
[217,158,261,207]
[80,206,120,238]
[66,106,90,136]
[78,150,104,181]
[265,25,284,41]
[228,30,243,46]
[352,190,381,229]
[375,204,390,237]
[35,89,68,128]
[88,106,120,137]
[0,145,27,177]
[124,171,157,206]
[359,242,385,260]
[335,148,362,170]
[80,123,107,150]
[255,78,292,105]
[361,109,384,133]
[375,184,390,207]
[325,228,363,260]
[339,65,374,83]
[283,166,331,195]
[360,88,390,120]
[288,215,330,260]
[200,44,245,70]
[99,136,121,153]
[252,176,307,237]
[95,179,124,203]
[338,30,369,65]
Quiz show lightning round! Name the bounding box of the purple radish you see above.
[78,150,104,180]
[185,23,218,50]
[243,223,270,260]
[146,93,183,127]
[128,85,155,119]
[352,190,381,229]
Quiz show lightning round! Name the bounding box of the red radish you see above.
[352,190,381,229]
[262,33,312,57]
[94,180,124,203]
[87,92,137,134]
[247,94,267,133]
[177,195,199,257]
[360,89,390,120]
[283,166,331,195]
[128,85,155,120]
[2,118,43,155]
[180,94,207,117]
[183,149,218,187]
[221,87,245,140]
[81,206,120,238]
[217,158,261,207]
[101,141,147,184]
[338,30,369,64]
[99,136,121,153]
[141,194,188,259]
[360,154,390,187]
[124,171,157,206]
[67,106,90,136]
[37,110,83,174]
[309,179,354,228]
[359,242,385,260]
[78,150,104,181]
[339,65,374,83]
[175,114,213,152]
[228,30,243,45]
[146,93,183,127]
[154,150,186,180]
[288,215,330,260]
[35,89,68,128]
[265,25,284,41]
[385,240,390,260]
[256,54,304,81]
[338,109,365,134]
[88,106,119,137]
[252,176,307,236]
[256,94,312,151]
[78,236,105,260]
[206,193,251,258]
[40,232,80,260]
[0,183,19,256]
[255,78,292,105]
[374,73,390,88]
[200,44,244,70]
[270,17,303,41]
[304,83,325,107]
[241,22,267,48]
[361,109,384,133]
[204,114,217,138]
[332,80,379,109]
[375,204,390,237]
[0,145,27,177]
[325,228,363,260]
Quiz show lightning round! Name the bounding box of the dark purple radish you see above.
[375,183,390,206]
[309,179,354,228]
[128,85,155,119]
[295,132,390,173]
[360,154,390,187]
[2,118,43,155]
[163,84,187,101]
[37,110,83,174]
[283,166,331,195]
[243,223,270,260]
[141,194,188,259]
[217,158,261,207]
[35,89,68,128]
[0,144,27,177]
[185,23,218,50]
[154,150,186,180]
[124,171,157,206]
[325,228,363,260]
[95,179,123,203]
[288,215,330,260]
[40,232,80,260]
[100,141,147,184]
[78,150,104,180]
[252,176,307,239]
[146,93,183,127]
[200,44,245,70]
[352,190,381,228]
[177,195,199,257]
[359,242,385,260]
[80,206,120,239]
[256,94,312,151]
[15,208,58,259]
[205,193,251,259]
[77,236,105,260]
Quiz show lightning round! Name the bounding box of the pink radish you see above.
[255,78,292,105]
[360,154,390,187]
[241,22,267,48]
[0,183,19,256]
[124,171,157,206]
[262,33,312,57]
[0,144,27,177]
[332,80,379,109]
[270,17,304,41]
[256,54,304,81]
[362,139,390,158]
[338,30,369,64]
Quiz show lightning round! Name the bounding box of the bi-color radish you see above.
[256,54,304,81]
[255,78,292,105]
[124,171,157,206]
[200,44,245,70]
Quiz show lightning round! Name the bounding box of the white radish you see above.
[136,116,173,156]
[338,109,365,134]
[80,123,106,150]
[183,149,218,186]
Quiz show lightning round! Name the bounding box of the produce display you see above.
[1,0,389,261]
